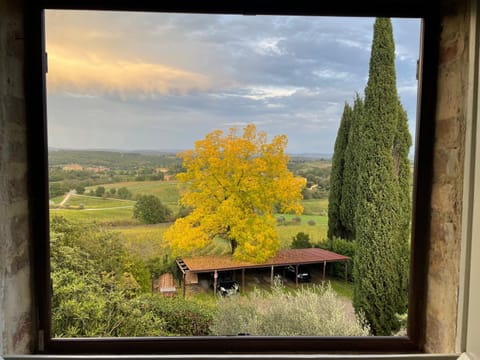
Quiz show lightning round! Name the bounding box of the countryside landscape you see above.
[46,12,418,339]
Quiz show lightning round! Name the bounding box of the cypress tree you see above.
[339,95,364,240]
[352,18,411,335]
[328,103,353,239]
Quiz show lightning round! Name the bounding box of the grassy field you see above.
[50,207,138,226]
[301,198,328,216]
[60,194,135,209]
[88,181,180,205]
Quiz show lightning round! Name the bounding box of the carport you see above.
[176,248,349,297]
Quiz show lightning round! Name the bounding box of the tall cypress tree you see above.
[328,103,353,239]
[352,18,410,335]
[339,95,364,240]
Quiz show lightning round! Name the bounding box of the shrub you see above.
[291,216,301,224]
[291,232,312,249]
[133,195,172,224]
[95,186,105,197]
[317,237,355,281]
[210,278,369,336]
[307,219,316,226]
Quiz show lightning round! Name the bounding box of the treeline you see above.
[49,149,182,170]
[288,159,331,200]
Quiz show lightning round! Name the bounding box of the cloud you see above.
[47,45,212,97]
[45,11,421,153]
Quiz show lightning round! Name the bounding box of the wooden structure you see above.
[176,248,349,296]
[152,272,176,297]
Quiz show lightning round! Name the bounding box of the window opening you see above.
[43,8,422,346]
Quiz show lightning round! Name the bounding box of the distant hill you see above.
[48,149,181,170]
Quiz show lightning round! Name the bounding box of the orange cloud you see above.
[47,45,212,97]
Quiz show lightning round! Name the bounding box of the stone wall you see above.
[424,0,470,353]
[0,0,33,355]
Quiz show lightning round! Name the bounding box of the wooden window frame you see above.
[25,0,439,354]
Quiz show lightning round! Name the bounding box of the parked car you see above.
[210,271,240,296]
[217,279,240,296]
[284,265,311,282]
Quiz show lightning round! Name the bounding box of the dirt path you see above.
[59,191,74,206]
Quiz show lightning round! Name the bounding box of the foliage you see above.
[118,187,132,199]
[50,216,214,337]
[339,95,364,240]
[328,103,352,239]
[95,186,106,197]
[148,296,216,336]
[133,195,172,224]
[317,237,355,281]
[165,124,306,263]
[210,278,369,336]
[352,18,410,335]
[291,232,312,249]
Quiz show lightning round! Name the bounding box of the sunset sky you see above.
[45,11,421,154]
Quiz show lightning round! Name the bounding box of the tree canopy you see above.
[133,195,171,224]
[164,124,306,263]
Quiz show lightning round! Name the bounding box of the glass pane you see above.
[45,10,420,338]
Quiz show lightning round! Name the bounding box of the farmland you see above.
[48,149,333,290]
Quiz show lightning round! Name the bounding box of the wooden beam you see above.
[270,265,274,285]
[182,273,186,298]
[242,268,245,292]
[323,260,326,281]
[295,264,299,287]
[213,270,218,296]
[345,261,348,282]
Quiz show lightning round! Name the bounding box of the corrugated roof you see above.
[181,248,349,273]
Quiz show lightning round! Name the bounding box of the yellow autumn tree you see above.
[164,124,306,263]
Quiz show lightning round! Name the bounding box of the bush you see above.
[291,232,312,249]
[210,278,369,336]
[133,195,172,224]
[95,186,105,197]
[317,237,355,281]
[290,216,302,225]
[118,187,132,199]
[307,219,316,226]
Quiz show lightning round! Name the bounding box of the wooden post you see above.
[345,261,348,282]
[242,268,245,292]
[323,260,326,281]
[295,264,299,287]
[182,273,186,298]
[270,265,274,285]
[213,270,218,296]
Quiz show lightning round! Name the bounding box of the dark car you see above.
[284,265,311,282]
[216,279,240,296]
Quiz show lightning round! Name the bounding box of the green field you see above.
[301,199,328,216]
[88,181,180,204]
[61,194,135,209]
[50,180,329,253]
[50,207,138,226]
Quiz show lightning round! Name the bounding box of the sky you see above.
[45,11,421,155]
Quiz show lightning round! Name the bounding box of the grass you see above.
[328,278,353,299]
[301,198,328,216]
[89,181,180,205]
[113,224,171,259]
[50,207,139,226]
[62,194,135,209]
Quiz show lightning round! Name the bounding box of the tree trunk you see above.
[230,239,238,254]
